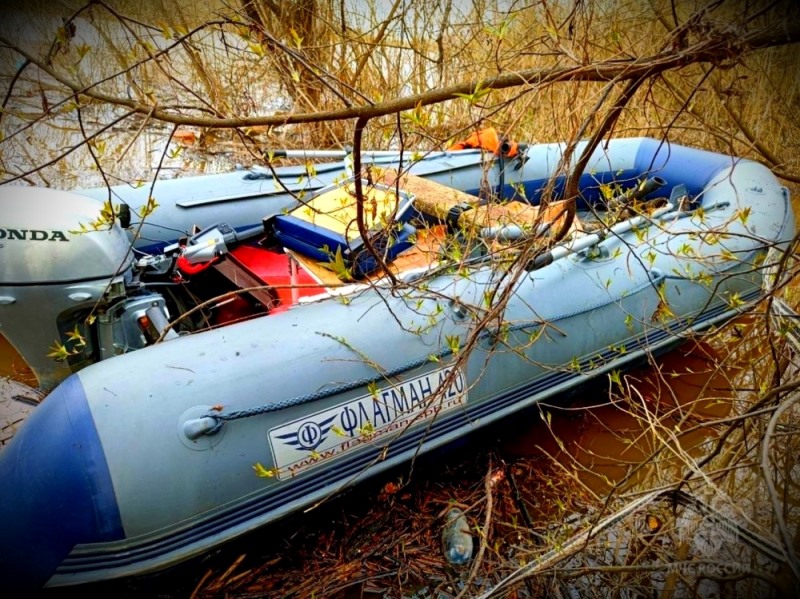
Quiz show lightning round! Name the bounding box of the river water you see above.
[501,340,737,498]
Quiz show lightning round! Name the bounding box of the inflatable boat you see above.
[0,137,794,592]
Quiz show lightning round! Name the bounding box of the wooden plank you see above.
[377,169,481,219]
[283,172,585,292]
[377,169,577,235]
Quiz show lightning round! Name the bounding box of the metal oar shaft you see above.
[528,203,676,270]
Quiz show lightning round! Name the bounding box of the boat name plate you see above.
[268,366,467,480]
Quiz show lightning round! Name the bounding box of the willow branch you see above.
[2,22,798,129]
[352,116,397,285]
[548,71,650,243]
[760,393,800,580]
[454,458,495,599]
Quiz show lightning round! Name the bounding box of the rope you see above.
[204,344,457,434]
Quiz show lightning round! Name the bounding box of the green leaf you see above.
[320,246,353,281]
[47,341,73,362]
[248,42,265,58]
[737,206,751,225]
[252,462,276,478]
[693,206,705,223]
[401,102,429,127]
[728,292,744,308]
[367,381,379,398]
[289,27,304,48]
[453,80,491,105]
[484,18,513,39]
[136,196,160,219]
[66,324,85,348]
[446,334,461,355]
[608,369,621,386]
[90,139,106,156]
[696,271,713,286]
[55,25,70,46]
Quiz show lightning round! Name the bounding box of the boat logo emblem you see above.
[274,414,336,451]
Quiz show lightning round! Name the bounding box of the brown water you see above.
[0,334,38,388]
[501,340,738,498]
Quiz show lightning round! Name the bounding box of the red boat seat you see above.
[227,244,325,307]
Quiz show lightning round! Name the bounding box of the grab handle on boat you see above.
[182,416,221,440]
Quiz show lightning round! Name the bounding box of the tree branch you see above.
[2,21,798,130]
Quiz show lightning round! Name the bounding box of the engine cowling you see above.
[0,186,132,284]
[0,186,134,390]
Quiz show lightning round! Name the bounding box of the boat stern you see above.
[0,374,124,592]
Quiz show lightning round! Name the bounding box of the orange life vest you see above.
[447,127,521,158]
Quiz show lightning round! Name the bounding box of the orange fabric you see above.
[448,127,519,158]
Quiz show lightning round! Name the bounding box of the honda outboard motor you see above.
[0,186,170,391]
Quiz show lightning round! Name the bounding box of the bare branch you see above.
[2,20,798,129]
